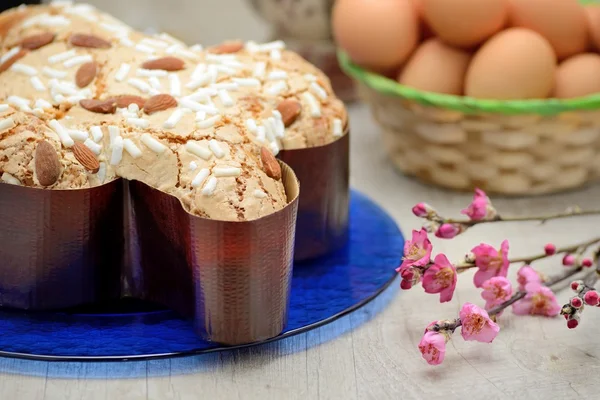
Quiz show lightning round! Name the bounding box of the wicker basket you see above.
[338,51,600,195]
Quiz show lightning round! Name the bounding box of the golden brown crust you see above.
[0,2,347,221]
[0,7,28,40]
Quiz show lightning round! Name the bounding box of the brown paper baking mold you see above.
[0,179,124,310]
[125,161,300,345]
[277,130,349,262]
[0,158,300,345]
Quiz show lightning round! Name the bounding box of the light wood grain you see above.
[1,103,600,400]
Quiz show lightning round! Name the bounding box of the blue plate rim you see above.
[0,190,402,362]
[0,273,397,362]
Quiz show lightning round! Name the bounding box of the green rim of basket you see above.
[337,48,600,116]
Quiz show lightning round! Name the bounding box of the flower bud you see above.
[400,279,413,290]
[584,290,600,306]
[571,280,584,292]
[400,268,415,281]
[582,258,593,268]
[567,317,579,329]
[544,243,556,256]
[570,297,583,308]
[562,254,575,266]
[435,223,463,239]
[412,203,430,218]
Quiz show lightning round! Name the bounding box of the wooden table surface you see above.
[1,104,599,399]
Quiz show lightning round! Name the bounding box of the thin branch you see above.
[455,237,600,272]
[430,266,585,333]
[583,270,600,288]
[445,209,600,227]
[487,266,584,316]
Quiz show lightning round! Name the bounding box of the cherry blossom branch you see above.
[444,209,600,228]
[429,266,585,334]
[410,188,600,366]
[413,191,600,239]
[455,237,600,272]
[399,230,598,301]
[487,266,584,316]
[560,249,600,328]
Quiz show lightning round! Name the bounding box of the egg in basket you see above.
[335,0,600,195]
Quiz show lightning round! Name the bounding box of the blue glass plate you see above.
[0,190,403,361]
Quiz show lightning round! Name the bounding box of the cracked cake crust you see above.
[0,2,346,221]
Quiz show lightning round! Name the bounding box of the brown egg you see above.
[409,0,424,14]
[584,6,600,51]
[409,0,435,40]
[398,39,471,95]
[553,54,600,99]
[332,0,419,71]
[465,28,556,99]
[422,0,508,48]
[508,0,588,60]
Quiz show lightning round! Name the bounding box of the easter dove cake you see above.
[0,1,347,221]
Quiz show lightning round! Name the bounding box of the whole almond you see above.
[141,56,185,71]
[69,33,112,49]
[115,95,146,109]
[143,94,178,114]
[35,140,61,186]
[208,41,244,54]
[73,142,100,173]
[0,48,27,73]
[276,99,302,127]
[75,61,97,88]
[80,98,116,114]
[21,32,55,50]
[260,146,281,180]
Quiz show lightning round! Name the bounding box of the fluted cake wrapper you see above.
[0,179,124,310]
[0,159,300,345]
[277,129,350,262]
[125,161,300,345]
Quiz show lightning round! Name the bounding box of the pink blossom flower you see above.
[512,282,561,317]
[516,265,541,291]
[422,254,457,303]
[481,277,513,312]
[418,331,447,365]
[399,229,433,269]
[471,240,510,288]
[461,188,496,221]
[435,223,464,239]
[459,302,500,343]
